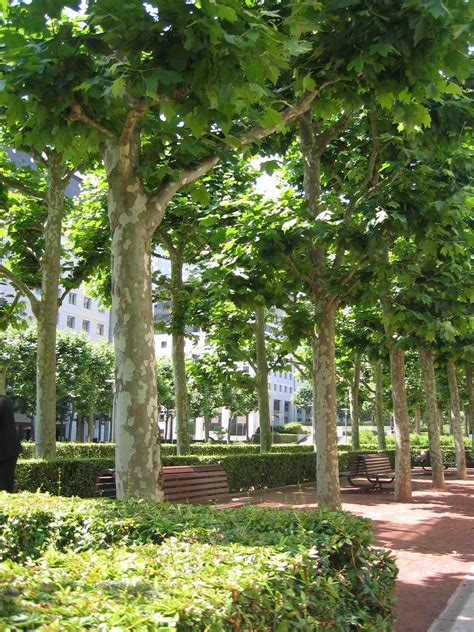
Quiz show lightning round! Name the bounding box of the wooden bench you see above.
[95,464,252,508]
[414,450,449,473]
[347,454,395,492]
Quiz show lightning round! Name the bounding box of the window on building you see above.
[66,315,75,329]
[284,401,290,412]
[242,366,249,374]
[273,400,280,412]
[83,296,92,309]
[279,385,282,392]
[82,320,90,333]
[273,384,277,391]
[284,386,287,393]
[97,323,104,336]
[289,387,292,394]
[161,340,167,348]
[68,293,77,306]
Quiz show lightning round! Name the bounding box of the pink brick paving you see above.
[245,469,474,631]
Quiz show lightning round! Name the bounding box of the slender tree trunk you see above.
[375,359,386,450]
[311,335,318,452]
[245,413,250,441]
[418,349,445,488]
[383,300,412,502]
[315,302,341,510]
[466,364,474,452]
[255,304,271,453]
[387,344,412,502]
[168,247,190,456]
[87,411,94,442]
[447,359,467,479]
[35,155,67,458]
[0,365,6,396]
[204,415,211,442]
[350,352,361,451]
[75,414,83,442]
[104,141,162,501]
[414,403,421,435]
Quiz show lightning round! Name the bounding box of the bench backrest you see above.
[350,454,393,477]
[95,464,231,504]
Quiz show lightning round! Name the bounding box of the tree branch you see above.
[283,254,316,289]
[315,110,355,151]
[119,100,157,146]
[0,174,46,200]
[148,155,219,231]
[0,291,21,324]
[0,266,40,315]
[241,79,340,146]
[69,103,118,141]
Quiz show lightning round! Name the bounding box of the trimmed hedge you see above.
[20,441,314,459]
[0,492,398,630]
[15,444,472,499]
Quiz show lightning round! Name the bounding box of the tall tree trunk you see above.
[169,247,190,456]
[315,302,341,511]
[311,334,318,452]
[375,359,386,450]
[447,359,467,480]
[105,141,162,502]
[350,352,361,451]
[383,301,412,502]
[386,342,412,502]
[35,155,67,458]
[466,364,474,452]
[255,304,271,453]
[418,349,445,488]
[87,411,94,442]
[204,415,211,442]
[414,403,421,435]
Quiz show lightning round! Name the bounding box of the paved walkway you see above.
[244,469,474,632]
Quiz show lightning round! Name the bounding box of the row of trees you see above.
[0,1,471,508]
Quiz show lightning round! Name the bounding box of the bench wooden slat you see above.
[347,454,395,491]
[94,464,246,507]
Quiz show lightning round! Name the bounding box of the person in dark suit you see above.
[0,394,21,492]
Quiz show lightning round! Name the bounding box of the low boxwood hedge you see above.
[14,444,471,499]
[0,492,398,630]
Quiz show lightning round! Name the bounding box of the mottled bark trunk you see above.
[0,366,6,395]
[76,415,84,442]
[105,142,162,501]
[255,304,271,453]
[418,349,445,489]
[447,359,467,480]
[315,303,341,510]
[169,248,190,456]
[465,364,473,451]
[204,415,211,442]
[35,156,67,458]
[311,335,318,452]
[414,403,421,435]
[350,352,361,451]
[375,359,386,450]
[387,345,412,502]
[87,411,94,442]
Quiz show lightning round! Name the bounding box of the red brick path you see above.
[246,469,474,631]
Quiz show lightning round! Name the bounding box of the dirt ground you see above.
[245,469,474,632]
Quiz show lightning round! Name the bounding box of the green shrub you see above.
[0,492,397,630]
[20,442,116,460]
[273,422,307,434]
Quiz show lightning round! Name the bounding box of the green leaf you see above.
[260,108,282,130]
[111,77,125,97]
[216,5,238,23]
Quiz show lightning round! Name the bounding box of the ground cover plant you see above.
[0,492,397,630]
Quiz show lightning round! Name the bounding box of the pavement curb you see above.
[428,565,474,632]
